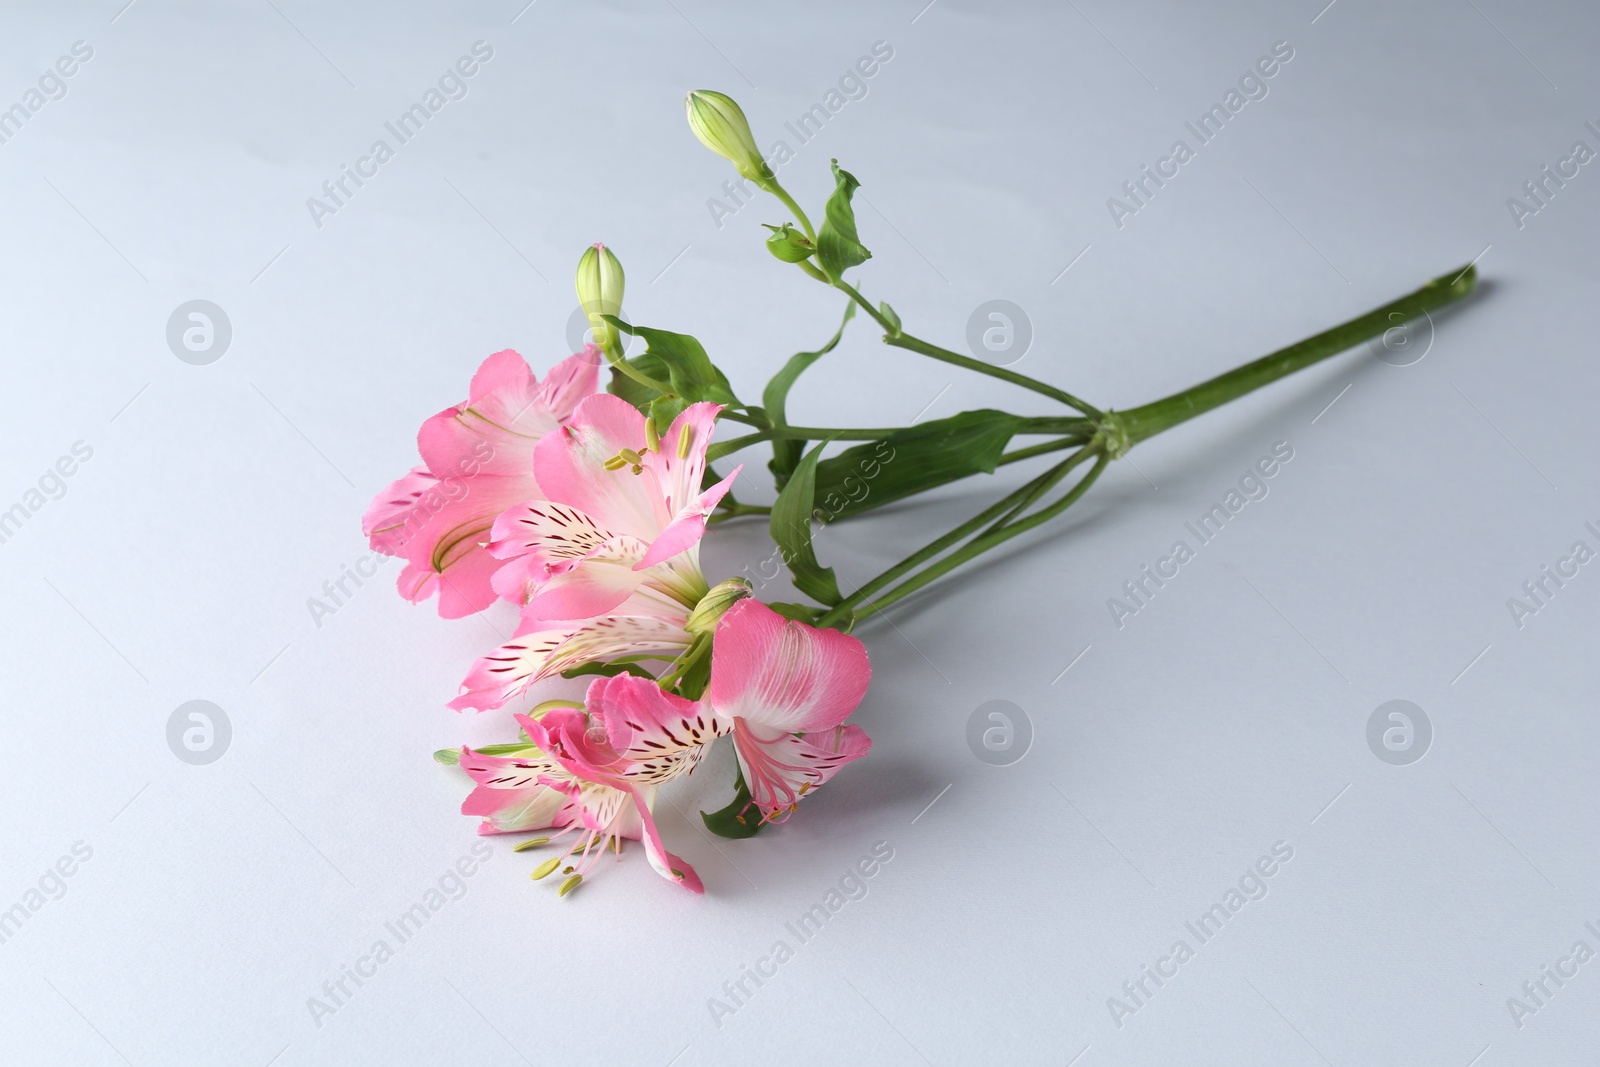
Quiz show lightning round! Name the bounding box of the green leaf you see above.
[878,300,902,337]
[605,350,671,411]
[815,160,871,280]
[648,394,691,431]
[608,318,738,407]
[763,302,855,486]
[559,661,659,680]
[701,766,765,839]
[770,441,843,605]
[765,601,821,624]
[812,410,1026,521]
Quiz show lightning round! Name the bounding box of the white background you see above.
[1,1,1596,1064]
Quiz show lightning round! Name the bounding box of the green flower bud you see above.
[685,576,753,636]
[576,243,625,350]
[685,90,773,188]
[764,223,813,263]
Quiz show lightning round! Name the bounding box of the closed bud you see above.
[685,90,773,188]
[764,223,813,263]
[576,243,625,350]
[685,577,753,636]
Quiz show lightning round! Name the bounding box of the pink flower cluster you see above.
[364,349,872,893]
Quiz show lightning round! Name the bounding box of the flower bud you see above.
[576,243,625,350]
[764,223,813,263]
[685,90,773,188]
[685,576,753,636]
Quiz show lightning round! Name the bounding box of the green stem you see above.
[886,332,1104,419]
[811,263,1480,629]
[708,502,771,523]
[815,451,1091,628]
[821,278,1105,418]
[829,278,899,333]
[1118,264,1479,447]
[768,181,816,243]
[980,447,1096,536]
[712,418,1086,460]
[602,339,672,395]
[853,453,1112,623]
[656,634,710,690]
[998,435,1093,466]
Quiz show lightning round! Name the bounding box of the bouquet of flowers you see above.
[362,91,1478,897]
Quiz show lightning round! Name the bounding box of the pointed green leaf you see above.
[763,302,855,486]
[770,440,843,605]
[559,661,659,680]
[815,160,871,280]
[811,410,1026,522]
[765,601,821,624]
[701,766,765,838]
[608,318,738,407]
[878,300,902,337]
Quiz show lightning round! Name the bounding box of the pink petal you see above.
[629,788,704,893]
[521,536,652,621]
[705,599,872,733]
[371,471,540,618]
[635,463,742,570]
[448,614,693,712]
[582,675,726,783]
[487,502,640,613]
[647,402,723,518]
[533,394,660,540]
[419,348,598,479]
[457,746,569,833]
[732,721,872,820]
[363,467,435,557]
[538,346,604,422]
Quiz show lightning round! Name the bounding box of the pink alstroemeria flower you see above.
[702,599,873,823]
[362,347,599,619]
[448,394,739,712]
[460,673,721,892]
[458,604,873,893]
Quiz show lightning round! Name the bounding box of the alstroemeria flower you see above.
[362,347,599,618]
[457,605,872,892]
[459,673,721,892]
[490,394,740,612]
[448,393,740,711]
[703,599,873,822]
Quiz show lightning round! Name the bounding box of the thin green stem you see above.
[768,181,816,243]
[998,435,1092,466]
[820,278,1104,417]
[602,339,672,395]
[713,418,1081,460]
[656,634,711,690]
[853,454,1112,623]
[829,278,899,333]
[708,502,771,523]
[814,452,1089,628]
[886,332,1105,420]
[1118,264,1479,447]
[979,446,1098,537]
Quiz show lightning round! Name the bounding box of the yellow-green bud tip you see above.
[576,243,625,349]
[685,90,772,187]
[685,576,753,636]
